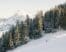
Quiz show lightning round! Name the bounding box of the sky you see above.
[0,0,66,18]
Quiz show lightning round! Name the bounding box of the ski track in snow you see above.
[7,30,66,52]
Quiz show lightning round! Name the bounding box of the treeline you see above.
[0,11,44,52]
[0,3,66,52]
[44,3,66,32]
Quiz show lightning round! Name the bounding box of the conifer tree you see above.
[29,11,43,39]
[15,21,21,47]
[1,32,9,52]
[8,32,14,49]
[22,22,29,44]
[35,11,43,31]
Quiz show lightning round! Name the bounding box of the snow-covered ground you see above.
[7,30,66,52]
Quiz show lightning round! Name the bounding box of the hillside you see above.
[7,30,66,52]
[0,2,66,52]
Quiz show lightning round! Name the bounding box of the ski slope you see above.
[7,30,66,52]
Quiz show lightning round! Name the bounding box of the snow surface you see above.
[7,30,66,52]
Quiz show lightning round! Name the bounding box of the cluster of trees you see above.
[44,8,60,33]
[44,3,66,32]
[59,4,66,29]
[0,11,43,52]
[0,3,66,52]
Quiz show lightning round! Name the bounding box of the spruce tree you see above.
[8,26,16,49]
[22,22,29,44]
[1,32,9,52]
[29,11,43,39]
[14,21,21,47]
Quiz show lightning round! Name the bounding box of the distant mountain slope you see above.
[0,14,26,37]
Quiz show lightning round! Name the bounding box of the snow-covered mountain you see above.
[0,14,26,37]
[7,30,66,52]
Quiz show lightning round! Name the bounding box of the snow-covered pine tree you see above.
[59,4,66,29]
[25,14,32,39]
[1,32,10,52]
[44,9,60,33]
[28,19,34,39]
[14,21,22,47]
[29,11,43,39]
[9,33,14,48]
[22,22,29,44]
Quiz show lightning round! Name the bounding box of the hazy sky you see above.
[0,0,66,18]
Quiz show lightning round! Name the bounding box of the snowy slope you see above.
[7,30,66,52]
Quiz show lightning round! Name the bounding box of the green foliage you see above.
[59,4,66,29]
[60,16,66,29]
[0,32,10,52]
[29,11,43,39]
